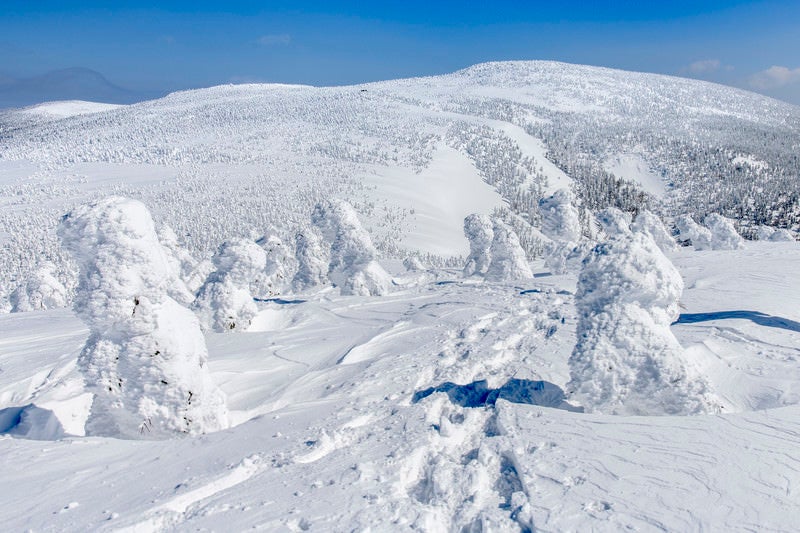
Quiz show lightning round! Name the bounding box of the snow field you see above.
[1,243,800,530]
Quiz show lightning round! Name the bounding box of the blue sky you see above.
[1,0,799,104]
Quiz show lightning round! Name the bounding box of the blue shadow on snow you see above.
[413,378,581,411]
[675,310,800,333]
[253,297,307,305]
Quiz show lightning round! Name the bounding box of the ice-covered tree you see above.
[538,188,582,242]
[485,219,533,281]
[292,228,329,292]
[567,226,715,415]
[631,210,677,253]
[157,224,197,305]
[403,256,425,271]
[252,232,292,298]
[462,214,494,277]
[312,199,391,296]
[538,189,584,274]
[758,226,795,241]
[596,207,632,237]
[58,196,228,439]
[675,214,712,250]
[193,239,266,332]
[704,214,745,250]
[9,262,68,312]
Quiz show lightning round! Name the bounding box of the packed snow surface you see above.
[2,243,800,531]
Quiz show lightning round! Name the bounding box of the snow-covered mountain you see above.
[1,60,798,302]
[0,67,155,110]
[1,61,800,531]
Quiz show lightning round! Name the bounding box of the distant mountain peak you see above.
[0,67,158,109]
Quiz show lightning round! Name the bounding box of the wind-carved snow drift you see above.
[568,208,715,415]
[58,196,228,439]
[194,239,267,332]
[538,189,583,274]
[312,199,391,296]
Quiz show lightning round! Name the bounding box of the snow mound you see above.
[0,404,65,440]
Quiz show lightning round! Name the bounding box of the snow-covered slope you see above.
[2,61,800,530]
[2,244,800,530]
[2,60,800,303]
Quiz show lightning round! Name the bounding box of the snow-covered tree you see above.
[193,239,266,332]
[675,214,712,250]
[538,189,584,274]
[312,199,391,296]
[567,226,715,415]
[58,196,228,439]
[538,188,582,242]
[462,214,494,277]
[403,256,425,271]
[631,210,677,253]
[157,224,197,305]
[485,219,533,281]
[252,232,292,298]
[9,262,68,312]
[596,207,632,237]
[758,226,795,241]
[704,214,745,250]
[292,228,329,292]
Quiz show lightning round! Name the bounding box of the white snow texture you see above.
[58,196,228,439]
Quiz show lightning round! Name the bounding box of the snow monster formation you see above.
[9,262,68,312]
[485,219,534,281]
[194,239,267,332]
[59,196,228,439]
[292,228,330,292]
[462,214,494,277]
[675,214,713,250]
[312,199,391,296]
[538,188,583,274]
[568,208,715,415]
[463,215,532,281]
[631,210,678,253]
[704,213,745,250]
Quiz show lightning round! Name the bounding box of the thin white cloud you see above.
[750,66,800,90]
[255,34,291,46]
[687,59,721,74]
